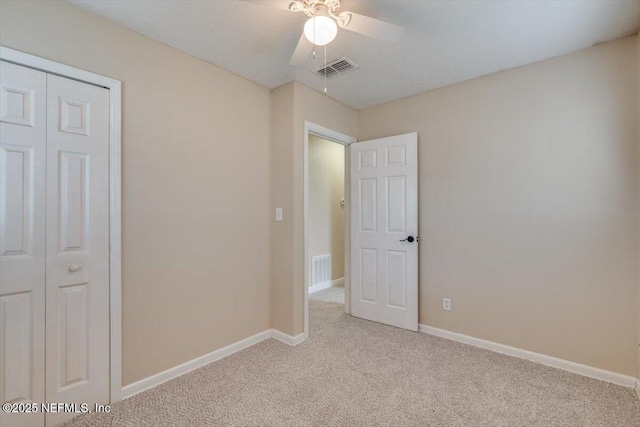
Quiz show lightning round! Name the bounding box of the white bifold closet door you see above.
[44,73,110,426]
[0,61,47,427]
[0,61,110,427]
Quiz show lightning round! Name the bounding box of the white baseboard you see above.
[121,328,307,399]
[419,324,637,389]
[271,329,308,346]
[309,277,344,294]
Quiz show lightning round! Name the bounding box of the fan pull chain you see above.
[324,43,327,94]
[310,9,326,95]
[312,15,317,60]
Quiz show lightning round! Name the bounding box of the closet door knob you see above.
[69,264,81,273]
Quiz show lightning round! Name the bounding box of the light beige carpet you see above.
[64,285,640,426]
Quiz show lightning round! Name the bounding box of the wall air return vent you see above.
[312,254,331,286]
[314,57,359,79]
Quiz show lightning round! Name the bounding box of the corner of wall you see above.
[636,33,640,383]
[290,82,357,336]
[269,82,296,335]
[268,81,358,337]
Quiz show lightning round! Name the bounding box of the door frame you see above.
[303,121,356,338]
[0,46,123,402]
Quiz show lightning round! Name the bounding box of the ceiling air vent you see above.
[314,57,359,79]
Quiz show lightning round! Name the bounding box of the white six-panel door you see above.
[0,61,110,427]
[0,60,47,427]
[45,74,110,426]
[350,133,418,331]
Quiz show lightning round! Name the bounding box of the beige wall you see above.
[358,37,639,376]
[270,83,295,333]
[0,1,272,386]
[308,135,345,282]
[271,81,357,336]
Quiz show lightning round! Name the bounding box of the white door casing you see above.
[0,60,47,427]
[350,133,418,331]
[303,122,356,339]
[44,74,110,426]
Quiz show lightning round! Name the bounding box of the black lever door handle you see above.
[400,235,415,243]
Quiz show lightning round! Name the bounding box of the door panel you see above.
[387,176,406,233]
[1,145,33,255]
[359,178,376,231]
[0,60,46,427]
[386,250,407,308]
[58,152,89,253]
[360,248,378,302]
[350,133,418,331]
[57,283,90,390]
[45,74,110,427]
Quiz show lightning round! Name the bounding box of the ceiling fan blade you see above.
[237,0,301,12]
[338,12,404,43]
[290,32,314,65]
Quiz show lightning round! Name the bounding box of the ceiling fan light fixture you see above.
[304,15,337,46]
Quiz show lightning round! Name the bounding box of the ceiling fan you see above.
[242,0,405,65]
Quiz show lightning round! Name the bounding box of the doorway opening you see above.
[303,122,356,338]
[308,134,346,307]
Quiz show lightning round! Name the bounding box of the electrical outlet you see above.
[443,298,451,311]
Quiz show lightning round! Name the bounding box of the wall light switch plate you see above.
[443,298,451,311]
[275,208,283,222]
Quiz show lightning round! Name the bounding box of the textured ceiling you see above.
[70,0,640,109]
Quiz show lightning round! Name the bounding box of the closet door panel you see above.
[45,74,110,427]
[0,61,46,427]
